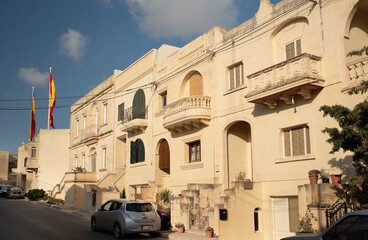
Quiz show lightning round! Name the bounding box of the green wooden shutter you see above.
[118,103,124,121]
[132,89,146,120]
[137,139,145,163]
[130,141,136,164]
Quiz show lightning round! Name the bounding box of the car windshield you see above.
[126,203,153,212]
[11,187,22,191]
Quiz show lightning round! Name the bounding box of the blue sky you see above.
[0,0,281,154]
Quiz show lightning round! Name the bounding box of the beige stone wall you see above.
[0,151,9,181]
[37,129,70,191]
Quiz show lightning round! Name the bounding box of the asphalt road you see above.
[0,198,167,240]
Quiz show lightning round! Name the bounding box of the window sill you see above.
[180,162,203,170]
[224,85,247,96]
[130,162,147,168]
[275,154,315,164]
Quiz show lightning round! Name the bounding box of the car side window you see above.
[101,201,113,211]
[110,201,122,211]
[323,216,368,240]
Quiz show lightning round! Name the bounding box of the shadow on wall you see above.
[327,155,354,183]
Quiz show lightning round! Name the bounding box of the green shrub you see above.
[25,189,47,201]
[47,197,64,205]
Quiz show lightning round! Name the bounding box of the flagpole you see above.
[48,67,51,130]
[30,86,34,142]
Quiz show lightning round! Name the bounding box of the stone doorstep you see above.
[169,229,216,240]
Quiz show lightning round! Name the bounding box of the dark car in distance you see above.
[157,209,171,230]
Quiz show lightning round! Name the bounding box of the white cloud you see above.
[59,28,88,60]
[126,0,238,39]
[18,68,48,86]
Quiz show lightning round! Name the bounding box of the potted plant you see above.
[175,223,185,233]
[235,171,246,181]
[331,174,342,184]
[320,171,330,183]
[298,208,317,233]
[205,226,214,238]
[308,169,320,184]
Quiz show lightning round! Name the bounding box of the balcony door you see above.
[132,89,145,119]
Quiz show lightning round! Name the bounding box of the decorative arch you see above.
[132,89,146,119]
[344,1,368,55]
[271,17,309,63]
[344,1,368,38]
[179,71,203,98]
[224,120,252,188]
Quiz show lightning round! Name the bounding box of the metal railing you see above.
[325,187,361,227]
[122,106,148,124]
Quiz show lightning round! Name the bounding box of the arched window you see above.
[132,89,146,120]
[130,139,145,164]
[159,140,170,174]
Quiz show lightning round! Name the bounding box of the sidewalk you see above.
[168,229,216,240]
[34,201,215,239]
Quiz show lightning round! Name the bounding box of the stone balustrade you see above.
[347,56,368,82]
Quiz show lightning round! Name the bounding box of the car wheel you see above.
[149,231,160,237]
[91,217,99,232]
[113,223,122,239]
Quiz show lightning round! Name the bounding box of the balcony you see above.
[26,157,38,171]
[120,106,148,134]
[163,96,211,134]
[346,55,368,84]
[80,125,99,145]
[245,53,324,109]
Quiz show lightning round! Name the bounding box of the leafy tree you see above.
[320,46,368,204]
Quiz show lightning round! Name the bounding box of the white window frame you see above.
[228,62,244,90]
[282,125,310,157]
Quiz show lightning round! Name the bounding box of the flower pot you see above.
[331,174,341,184]
[309,176,318,184]
[178,226,185,233]
[205,230,213,238]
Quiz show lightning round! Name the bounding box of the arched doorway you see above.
[159,139,170,174]
[226,121,252,188]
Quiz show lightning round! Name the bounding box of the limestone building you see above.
[14,129,69,192]
[57,0,368,239]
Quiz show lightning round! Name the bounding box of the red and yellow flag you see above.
[49,73,56,129]
[30,90,36,141]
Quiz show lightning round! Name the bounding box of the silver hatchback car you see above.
[91,199,161,239]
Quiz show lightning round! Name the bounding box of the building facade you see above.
[14,129,69,192]
[61,0,367,239]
